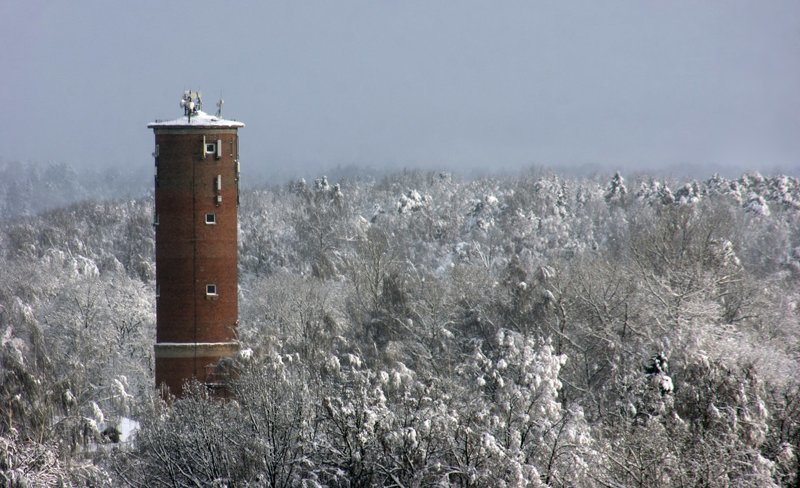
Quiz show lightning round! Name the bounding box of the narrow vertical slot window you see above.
[215,175,222,191]
[215,139,222,159]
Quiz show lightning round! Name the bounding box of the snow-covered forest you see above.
[2,163,799,486]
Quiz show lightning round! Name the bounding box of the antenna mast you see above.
[179,90,203,122]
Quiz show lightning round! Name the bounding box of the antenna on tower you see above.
[216,97,224,117]
[179,90,203,122]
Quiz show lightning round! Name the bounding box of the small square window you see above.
[205,213,216,224]
[206,284,217,296]
[205,143,216,154]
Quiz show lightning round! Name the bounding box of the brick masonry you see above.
[152,128,240,396]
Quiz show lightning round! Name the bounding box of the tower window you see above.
[205,213,216,224]
[206,284,217,296]
[205,142,216,155]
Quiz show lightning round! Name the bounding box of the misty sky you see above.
[2,1,799,179]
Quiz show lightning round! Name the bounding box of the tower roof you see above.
[148,110,244,129]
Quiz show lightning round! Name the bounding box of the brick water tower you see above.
[148,91,244,396]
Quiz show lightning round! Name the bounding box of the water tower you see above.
[148,91,244,396]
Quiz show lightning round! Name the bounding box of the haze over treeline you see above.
[2,158,795,220]
[2,165,798,486]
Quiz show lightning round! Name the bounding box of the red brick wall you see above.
[155,354,229,397]
[152,128,240,395]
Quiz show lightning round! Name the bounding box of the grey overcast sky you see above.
[1,0,799,178]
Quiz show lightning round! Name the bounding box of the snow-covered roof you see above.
[148,110,244,129]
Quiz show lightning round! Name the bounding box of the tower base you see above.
[155,342,239,397]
